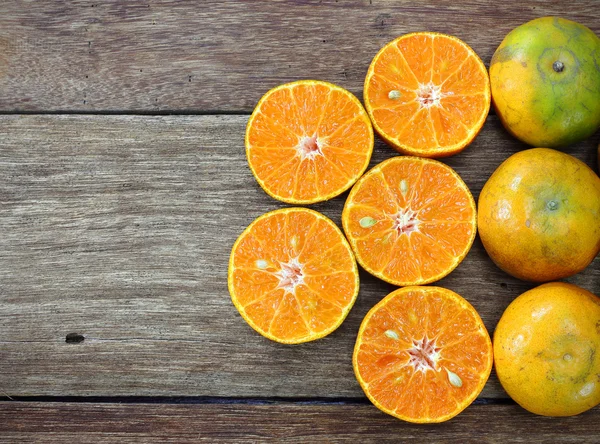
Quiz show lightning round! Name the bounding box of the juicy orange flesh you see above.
[247,83,372,201]
[355,288,491,420]
[231,210,357,341]
[367,34,488,150]
[346,158,475,284]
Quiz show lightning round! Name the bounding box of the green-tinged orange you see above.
[478,148,600,282]
[490,17,600,147]
[494,282,600,416]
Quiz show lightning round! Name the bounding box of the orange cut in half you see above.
[364,32,490,157]
[354,286,493,423]
[342,156,476,286]
[228,207,359,344]
[246,80,374,204]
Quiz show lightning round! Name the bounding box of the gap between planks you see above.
[0,395,512,406]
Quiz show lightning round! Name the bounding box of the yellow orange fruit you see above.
[478,148,600,282]
[494,282,600,416]
[364,32,490,157]
[354,286,493,423]
[228,207,359,344]
[342,156,476,286]
[245,80,373,204]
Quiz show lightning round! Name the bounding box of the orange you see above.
[228,207,359,344]
[245,80,374,204]
[342,156,476,286]
[478,148,600,282]
[490,17,600,147]
[353,286,493,423]
[494,282,600,416]
[364,32,490,157]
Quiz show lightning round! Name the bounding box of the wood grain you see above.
[0,1,599,112]
[1,114,598,398]
[0,401,598,443]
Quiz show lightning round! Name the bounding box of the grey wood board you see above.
[0,114,598,398]
[0,401,598,443]
[0,1,598,112]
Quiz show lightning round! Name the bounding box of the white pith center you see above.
[275,257,304,294]
[416,82,444,109]
[408,336,440,372]
[393,208,420,235]
[297,135,323,160]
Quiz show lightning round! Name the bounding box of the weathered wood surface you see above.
[1,114,598,398]
[0,1,599,112]
[0,401,598,443]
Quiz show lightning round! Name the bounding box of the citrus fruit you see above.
[494,282,600,416]
[478,148,600,282]
[245,80,374,204]
[228,207,359,344]
[353,286,493,423]
[342,156,476,286]
[490,17,600,147]
[363,32,490,157]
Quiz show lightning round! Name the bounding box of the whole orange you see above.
[494,282,600,416]
[490,17,600,147]
[478,148,600,282]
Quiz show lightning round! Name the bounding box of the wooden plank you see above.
[0,114,599,398]
[0,401,598,443]
[0,1,599,112]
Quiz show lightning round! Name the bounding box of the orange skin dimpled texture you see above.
[478,148,600,282]
[494,282,600,416]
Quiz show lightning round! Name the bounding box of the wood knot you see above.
[65,333,85,344]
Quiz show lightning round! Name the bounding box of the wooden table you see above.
[1,1,599,442]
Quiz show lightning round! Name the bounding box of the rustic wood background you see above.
[0,1,598,442]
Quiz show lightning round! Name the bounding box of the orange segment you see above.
[429,106,470,148]
[342,156,476,286]
[419,222,476,257]
[353,286,493,423]
[442,56,489,95]
[418,188,475,222]
[397,107,437,151]
[228,207,359,344]
[344,204,394,239]
[431,35,471,85]
[371,102,421,138]
[381,235,422,283]
[246,80,374,204]
[366,73,418,109]
[364,32,491,157]
[440,94,489,128]
[396,34,435,83]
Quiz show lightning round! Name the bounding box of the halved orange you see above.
[245,80,374,204]
[342,156,476,286]
[353,286,493,423]
[364,32,490,157]
[228,207,359,344]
